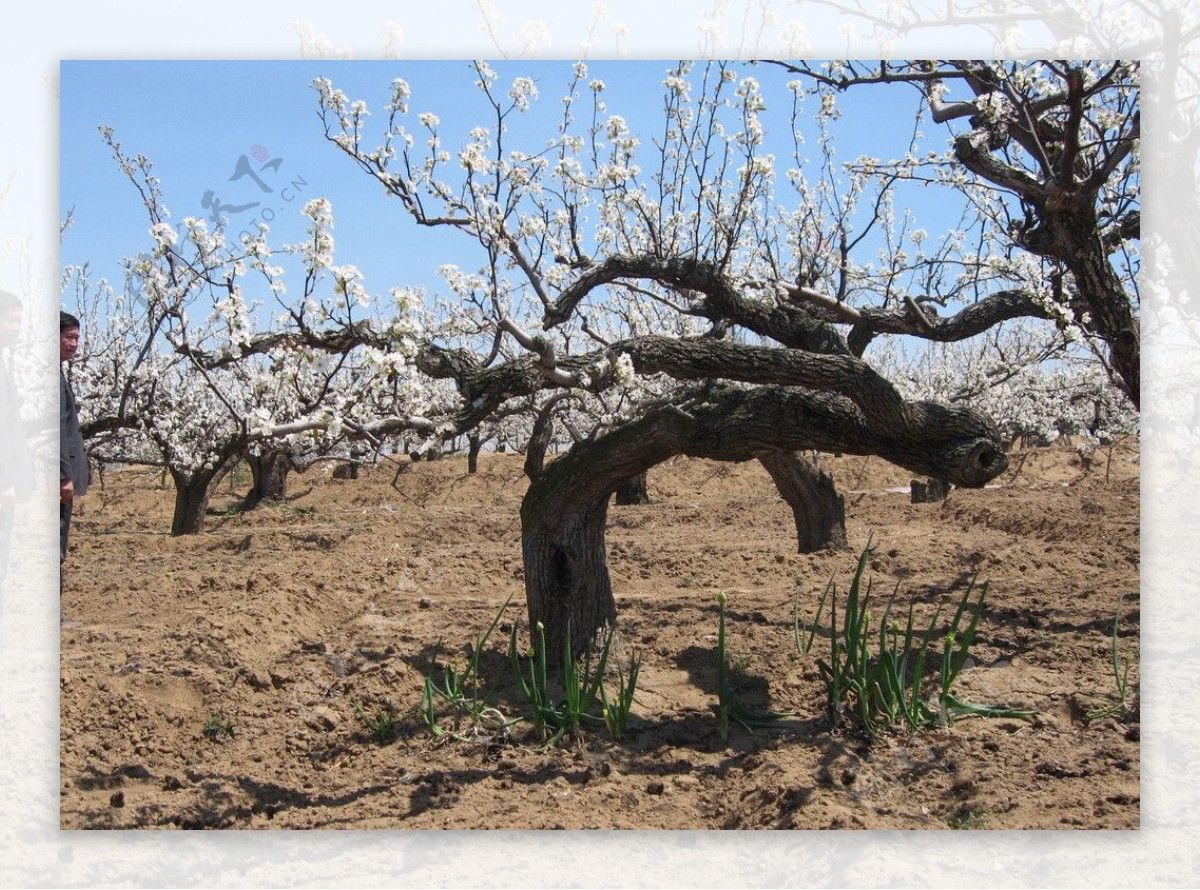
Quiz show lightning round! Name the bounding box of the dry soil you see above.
[59,440,1140,830]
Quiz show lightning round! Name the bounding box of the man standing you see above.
[60,312,89,571]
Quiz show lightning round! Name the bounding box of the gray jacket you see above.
[60,369,89,496]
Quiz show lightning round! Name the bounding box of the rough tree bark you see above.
[613,471,650,506]
[169,453,239,536]
[757,452,846,552]
[523,394,572,482]
[243,449,290,508]
[521,384,1007,661]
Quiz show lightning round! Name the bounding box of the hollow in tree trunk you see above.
[613,470,650,505]
[521,495,618,662]
[757,451,846,552]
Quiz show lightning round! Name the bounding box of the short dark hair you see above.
[60,310,81,331]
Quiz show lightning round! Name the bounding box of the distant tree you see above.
[771,61,1140,409]
[65,131,434,534]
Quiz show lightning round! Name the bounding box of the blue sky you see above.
[60,59,956,316]
[61,60,520,297]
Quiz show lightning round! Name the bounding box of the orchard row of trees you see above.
[63,60,1138,656]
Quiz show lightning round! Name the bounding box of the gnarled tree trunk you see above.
[169,454,239,536]
[521,384,1008,661]
[522,495,617,661]
[243,449,290,508]
[758,452,846,552]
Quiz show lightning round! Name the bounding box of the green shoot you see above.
[202,711,234,742]
[509,619,639,744]
[713,591,792,741]
[601,650,642,740]
[799,542,1031,736]
[1087,610,1137,722]
[352,698,403,744]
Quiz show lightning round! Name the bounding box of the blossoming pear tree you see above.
[311,59,1136,657]
[67,59,1137,655]
[771,61,1140,407]
[66,131,435,534]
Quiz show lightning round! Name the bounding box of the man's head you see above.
[0,291,20,349]
[60,311,81,363]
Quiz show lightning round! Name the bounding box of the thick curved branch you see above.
[81,413,142,440]
[851,289,1054,344]
[544,253,851,354]
[415,328,1004,459]
[617,337,1002,448]
[525,385,1008,531]
[953,131,1049,203]
[175,321,389,370]
[523,392,575,481]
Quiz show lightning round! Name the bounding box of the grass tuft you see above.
[509,619,641,745]
[796,540,1031,736]
[421,595,513,737]
[202,711,234,742]
[1086,609,1137,723]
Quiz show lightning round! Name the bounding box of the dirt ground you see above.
[59,439,1140,830]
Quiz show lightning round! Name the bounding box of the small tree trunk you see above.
[169,460,235,536]
[758,451,846,552]
[467,433,483,475]
[332,461,360,480]
[243,450,289,508]
[910,477,951,503]
[613,470,650,505]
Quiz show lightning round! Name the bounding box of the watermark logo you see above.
[198,147,309,240]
